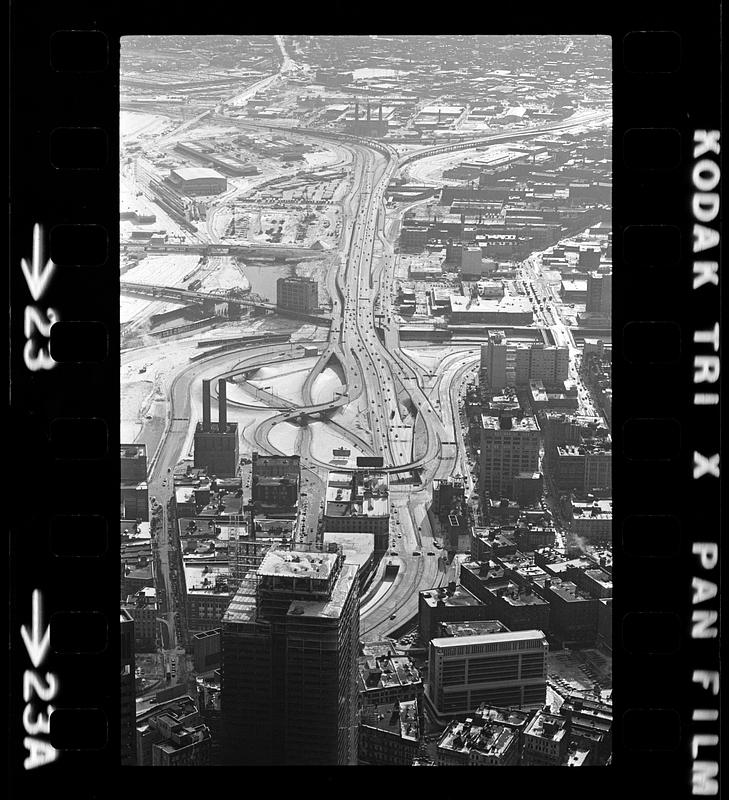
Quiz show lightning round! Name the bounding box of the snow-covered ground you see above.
[302,148,342,170]
[225,381,268,408]
[120,253,201,324]
[121,111,171,141]
[123,254,200,287]
[400,347,453,372]
[310,367,344,405]
[199,258,250,293]
[121,380,155,442]
[308,420,366,463]
[268,421,301,454]
[247,357,318,405]
[121,338,202,440]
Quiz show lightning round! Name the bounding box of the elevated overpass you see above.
[120,280,332,325]
[398,111,611,166]
[121,240,324,261]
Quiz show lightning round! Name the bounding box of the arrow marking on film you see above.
[20,590,51,668]
[20,224,56,302]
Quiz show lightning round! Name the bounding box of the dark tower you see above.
[202,379,211,431]
[222,548,360,765]
[218,379,227,429]
[194,379,239,477]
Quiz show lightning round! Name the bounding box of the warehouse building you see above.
[168,167,227,196]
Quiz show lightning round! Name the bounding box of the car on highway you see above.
[427,551,436,556]
[413,551,421,556]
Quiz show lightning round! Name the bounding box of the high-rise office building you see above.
[479,412,541,499]
[586,269,612,314]
[480,330,511,389]
[221,548,360,765]
[121,609,137,766]
[480,330,569,391]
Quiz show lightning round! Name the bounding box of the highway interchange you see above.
[127,65,611,675]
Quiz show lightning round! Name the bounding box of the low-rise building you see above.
[323,470,390,549]
[522,710,570,765]
[136,695,208,766]
[436,716,520,765]
[121,587,158,651]
[359,700,420,765]
[459,560,551,633]
[419,583,493,646]
[539,579,599,647]
[358,654,423,707]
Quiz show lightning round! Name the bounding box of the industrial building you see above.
[193,379,239,478]
[349,101,389,138]
[168,167,227,196]
[427,629,548,717]
[221,547,360,765]
[276,276,318,313]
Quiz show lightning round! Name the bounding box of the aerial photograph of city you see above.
[120,34,613,767]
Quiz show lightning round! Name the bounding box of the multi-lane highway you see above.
[133,99,612,645]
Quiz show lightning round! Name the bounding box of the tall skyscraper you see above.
[586,269,612,314]
[221,547,360,765]
[121,609,137,766]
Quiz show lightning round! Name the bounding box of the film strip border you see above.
[10,15,120,789]
[8,7,722,795]
[615,28,722,796]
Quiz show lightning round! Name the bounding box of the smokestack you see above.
[202,379,211,431]
[367,101,371,121]
[218,379,227,429]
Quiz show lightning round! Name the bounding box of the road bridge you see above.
[121,240,323,261]
[120,280,332,325]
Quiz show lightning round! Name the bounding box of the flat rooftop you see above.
[121,444,146,459]
[439,719,517,757]
[286,562,358,620]
[259,549,338,580]
[361,699,420,742]
[359,655,421,693]
[431,629,546,650]
[171,167,225,181]
[481,413,539,432]
[525,710,568,742]
[421,585,483,609]
[440,620,509,637]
